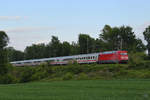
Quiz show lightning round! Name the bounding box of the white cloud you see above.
[6,26,56,33]
[34,40,50,45]
[133,21,150,44]
[5,26,56,51]
[0,16,26,21]
[136,21,150,31]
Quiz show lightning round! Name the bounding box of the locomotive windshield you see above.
[120,53,127,55]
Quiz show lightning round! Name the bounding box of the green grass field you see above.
[0,80,150,100]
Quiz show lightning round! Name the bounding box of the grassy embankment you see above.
[1,52,150,84]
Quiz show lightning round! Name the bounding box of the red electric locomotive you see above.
[98,51,128,63]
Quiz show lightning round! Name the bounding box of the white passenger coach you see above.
[11,52,100,66]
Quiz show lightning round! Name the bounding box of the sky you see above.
[0,0,150,51]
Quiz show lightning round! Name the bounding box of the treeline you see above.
[7,25,150,61]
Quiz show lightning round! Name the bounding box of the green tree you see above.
[99,25,145,52]
[70,42,80,55]
[47,36,62,57]
[78,34,95,54]
[61,41,71,56]
[24,43,46,59]
[94,38,104,52]
[0,31,9,75]
[119,26,137,51]
[7,47,24,61]
[134,39,146,52]
[143,26,150,56]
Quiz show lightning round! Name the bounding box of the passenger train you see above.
[10,50,128,66]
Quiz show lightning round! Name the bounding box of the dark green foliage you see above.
[78,34,96,54]
[0,50,9,75]
[19,67,35,83]
[61,41,71,56]
[7,47,24,62]
[143,25,150,56]
[25,43,46,59]
[0,31,9,49]
[31,64,51,80]
[0,74,14,84]
[128,52,148,69]
[70,42,80,55]
[99,25,146,52]
[47,36,62,57]
[0,31,10,81]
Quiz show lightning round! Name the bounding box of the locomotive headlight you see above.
[121,56,128,59]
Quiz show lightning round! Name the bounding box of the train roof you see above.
[10,52,101,64]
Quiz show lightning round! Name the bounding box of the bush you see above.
[0,74,14,84]
[77,73,89,80]
[128,52,146,66]
[31,64,52,81]
[19,67,35,83]
[62,72,73,80]
[31,71,48,81]
[140,71,150,78]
